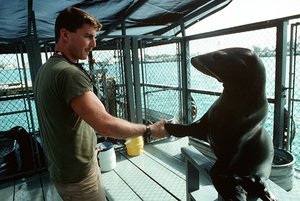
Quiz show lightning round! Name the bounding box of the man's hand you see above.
[150,119,170,139]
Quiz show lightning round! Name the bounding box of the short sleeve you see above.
[57,66,93,105]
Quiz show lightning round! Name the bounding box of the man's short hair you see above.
[55,7,102,43]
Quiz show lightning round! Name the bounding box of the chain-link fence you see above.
[88,39,128,120]
[0,44,44,180]
[140,41,182,123]
[0,51,32,131]
[1,17,300,181]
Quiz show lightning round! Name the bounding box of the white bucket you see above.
[270,148,295,191]
[96,142,116,172]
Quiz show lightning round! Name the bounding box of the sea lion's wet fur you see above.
[165,48,275,200]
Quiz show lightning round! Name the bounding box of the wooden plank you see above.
[121,150,186,201]
[14,175,44,201]
[181,146,218,201]
[181,145,214,187]
[102,137,189,201]
[143,148,185,179]
[181,146,213,176]
[150,136,189,159]
[114,137,190,201]
[0,180,14,201]
[143,136,189,179]
[190,185,219,201]
[40,172,62,201]
[188,137,217,162]
[111,152,178,201]
[102,168,142,201]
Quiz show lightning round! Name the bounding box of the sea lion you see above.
[165,48,276,200]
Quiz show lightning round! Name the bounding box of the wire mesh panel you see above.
[92,39,127,119]
[0,50,33,132]
[140,41,182,123]
[0,45,44,181]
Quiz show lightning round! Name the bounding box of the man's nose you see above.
[91,38,96,48]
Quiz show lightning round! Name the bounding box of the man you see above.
[34,7,169,201]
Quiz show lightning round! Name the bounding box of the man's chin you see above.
[79,55,88,60]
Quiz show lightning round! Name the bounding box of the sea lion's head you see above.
[191,47,266,88]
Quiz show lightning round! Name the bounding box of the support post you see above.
[132,37,143,123]
[25,37,42,84]
[273,21,288,149]
[123,36,136,122]
[180,20,191,124]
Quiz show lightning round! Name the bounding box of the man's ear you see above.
[60,28,69,42]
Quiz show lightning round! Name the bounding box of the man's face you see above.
[66,24,97,61]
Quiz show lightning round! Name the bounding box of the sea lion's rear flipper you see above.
[210,162,248,201]
[239,176,278,201]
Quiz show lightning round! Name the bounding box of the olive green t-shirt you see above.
[34,55,96,183]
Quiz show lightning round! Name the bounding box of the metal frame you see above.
[1,13,300,183]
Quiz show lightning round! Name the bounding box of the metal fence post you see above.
[274,21,288,149]
[132,37,143,123]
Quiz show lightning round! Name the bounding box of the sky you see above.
[186,0,300,35]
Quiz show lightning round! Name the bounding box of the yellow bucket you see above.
[125,136,144,156]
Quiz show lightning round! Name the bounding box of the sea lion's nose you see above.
[191,56,197,66]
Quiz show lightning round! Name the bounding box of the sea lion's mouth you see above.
[191,57,222,82]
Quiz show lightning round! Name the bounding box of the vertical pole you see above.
[26,38,42,84]
[180,20,191,124]
[122,22,136,122]
[273,21,288,149]
[132,37,143,123]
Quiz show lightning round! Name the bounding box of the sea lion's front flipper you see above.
[165,111,210,140]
